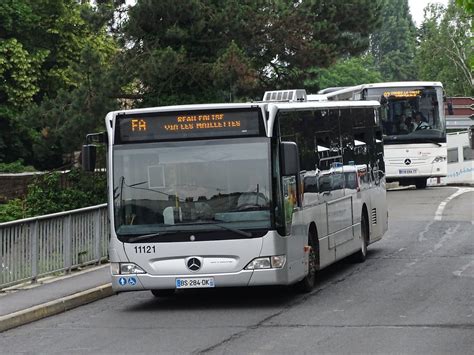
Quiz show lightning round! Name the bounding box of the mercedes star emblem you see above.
[404,158,411,165]
[186,257,201,271]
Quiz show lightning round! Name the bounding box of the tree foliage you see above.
[120,0,383,106]
[417,1,473,96]
[305,54,383,91]
[370,0,417,81]
[456,0,474,14]
[0,0,119,169]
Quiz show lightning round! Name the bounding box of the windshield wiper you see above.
[425,140,442,147]
[124,221,252,242]
[126,231,174,243]
[209,222,253,238]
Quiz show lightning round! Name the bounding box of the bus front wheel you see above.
[415,178,427,189]
[295,230,318,293]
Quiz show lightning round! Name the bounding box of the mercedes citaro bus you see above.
[82,89,387,296]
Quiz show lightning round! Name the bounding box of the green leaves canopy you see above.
[0,0,119,168]
[121,0,383,105]
[417,2,473,96]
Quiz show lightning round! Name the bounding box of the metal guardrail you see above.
[0,204,109,290]
[447,116,474,130]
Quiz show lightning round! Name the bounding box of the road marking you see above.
[434,188,473,221]
[453,259,474,278]
[434,224,460,251]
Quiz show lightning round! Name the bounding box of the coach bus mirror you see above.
[280,141,299,176]
[447,102,454,115]
[82,144,97,172]
[469,126,474,149]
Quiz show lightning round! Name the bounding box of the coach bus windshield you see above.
[365,87,445,143]
[112,138,272,240]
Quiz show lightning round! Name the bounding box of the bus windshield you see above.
[365,87,445,143]
[113,138,272,239]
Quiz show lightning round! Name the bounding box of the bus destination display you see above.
[117,109,262,142]
[383,90,421,98]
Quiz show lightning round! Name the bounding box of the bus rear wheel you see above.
[295,231,318,293]
[151,289,175,297]
[352,212,369,263]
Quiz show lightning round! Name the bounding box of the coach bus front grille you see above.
[386,157,430,166]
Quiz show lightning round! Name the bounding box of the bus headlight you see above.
[245,255,286,270]
[271,255,286,268]
[111,262,146,275]
[432,156,446,163]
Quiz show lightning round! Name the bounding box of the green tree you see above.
[456,0,474,14]
[0,38,47,162]
[417,1,473,96]
[305,54,383,92]
[119,0,383,106]
[0,0,120,169]
[370,0,417,81]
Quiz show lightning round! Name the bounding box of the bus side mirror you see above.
[469,126,474,149]
[280,141,299,176]
[82,145,97,172]
[447,102,454,115]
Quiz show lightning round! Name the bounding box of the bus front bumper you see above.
[111,267,291,292]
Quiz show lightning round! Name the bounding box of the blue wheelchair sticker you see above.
[128,277,137,286]
[118,277,127,286]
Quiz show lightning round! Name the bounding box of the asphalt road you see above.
[1,186,473,354]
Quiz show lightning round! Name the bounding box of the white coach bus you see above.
[320,82,447,189]
[82,89,387,296]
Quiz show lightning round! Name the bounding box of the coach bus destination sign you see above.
[117,109,262,142]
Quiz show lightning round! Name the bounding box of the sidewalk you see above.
[0,264,113,332]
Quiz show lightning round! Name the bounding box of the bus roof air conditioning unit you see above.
[262,89,307,102]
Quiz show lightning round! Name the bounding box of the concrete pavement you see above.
[0,264,112,332]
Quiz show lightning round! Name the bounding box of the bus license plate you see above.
[176,277,215,289]
[399,169,417,174]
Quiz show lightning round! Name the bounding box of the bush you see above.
[26,168,107,216]
[0,168,106,222]
[0,160,36,173]
[0,199,28,222]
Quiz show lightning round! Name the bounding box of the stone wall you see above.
[0,173,44,202]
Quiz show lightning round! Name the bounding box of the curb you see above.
[0,283,113,333]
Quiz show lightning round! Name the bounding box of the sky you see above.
[408,0,450,26]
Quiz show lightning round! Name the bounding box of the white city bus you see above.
[83,90,387,296]
[319,82,447,189]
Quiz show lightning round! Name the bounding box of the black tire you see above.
[353,212,369,263]
[415,178,427,189]
[295,231,318,293]
[151,289,175,297]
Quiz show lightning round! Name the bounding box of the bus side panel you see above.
[299,203,335,272]
[369,184,388,243]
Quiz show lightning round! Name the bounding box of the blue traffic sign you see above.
[128,277,137,286]
[118,277,127,286]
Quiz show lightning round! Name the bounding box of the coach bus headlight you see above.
[111,262,146,275]
[432,156,446,163]
[245,255,286,270]
[270,255,286,268]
